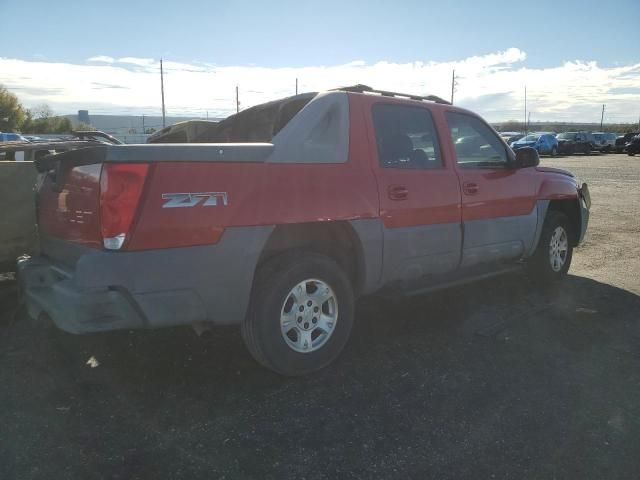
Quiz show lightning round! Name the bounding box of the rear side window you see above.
[372,104,442,169]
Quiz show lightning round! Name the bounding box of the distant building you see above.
[78,110,90,125]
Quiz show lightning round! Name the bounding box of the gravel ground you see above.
[1,153,640,479]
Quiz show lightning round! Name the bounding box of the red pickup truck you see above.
[18,85,590,375]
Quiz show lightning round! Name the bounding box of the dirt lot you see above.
[1,153,639,479]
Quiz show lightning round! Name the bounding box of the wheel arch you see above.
[546,199,581,246]
[255,221,370,296]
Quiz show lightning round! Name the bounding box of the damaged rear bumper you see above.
[17,256,206,334]
[17,226,273,334]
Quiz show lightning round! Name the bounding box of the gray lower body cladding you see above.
[18,226,273,334]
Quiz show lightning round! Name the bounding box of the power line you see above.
[524,85,527,134]
[160,58,166,128]
[451,70,455,104]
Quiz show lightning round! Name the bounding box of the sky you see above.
[1,0,639,123]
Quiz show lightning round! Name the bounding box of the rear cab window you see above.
[372,103,442,169]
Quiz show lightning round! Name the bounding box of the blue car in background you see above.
[510,133,558,156]
[0,132,28,142]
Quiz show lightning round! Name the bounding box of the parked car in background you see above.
[592,132,617,152]
[586,132,599,151]
[505,133,525,145]
[626,135,640,156]
[616,132,640,153]
[499,131,521,137]
[0,132,28,142]
[511,133,558,156]
[557,132,592,155]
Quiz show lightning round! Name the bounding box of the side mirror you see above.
[513,147,539,168]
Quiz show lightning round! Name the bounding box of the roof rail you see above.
[333,84,451,105]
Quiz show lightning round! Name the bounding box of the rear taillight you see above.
[99,163,150,250]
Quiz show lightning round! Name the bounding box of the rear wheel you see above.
[551,146,558,157]
[241,252,354,376]
[527,211,573,283]
[583,144,591,155]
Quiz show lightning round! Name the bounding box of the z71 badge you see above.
[161,192,228,208]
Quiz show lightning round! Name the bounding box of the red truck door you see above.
[444,111,538,268]
[366,101,462,285]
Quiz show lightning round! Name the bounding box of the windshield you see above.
[522,135,540,141]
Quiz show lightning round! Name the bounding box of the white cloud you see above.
[87,55,115,63]
[1,48,639,123]
[115,57,156,67]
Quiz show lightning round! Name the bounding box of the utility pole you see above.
[142,114,145,134]
[450,69,455,104]
[295,78,298,95]
[528,111,531,132]
[600,104,605,130]
[206,110,208,120]
[160,58,166,128]
[236,85,240,113]
[524,86,527,134]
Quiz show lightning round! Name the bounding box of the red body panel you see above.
[537,174,580,200]
[37,92,580,253]
[453,167,539,221]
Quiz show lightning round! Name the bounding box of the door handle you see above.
[463,181,479,195]
[388,185,409,200]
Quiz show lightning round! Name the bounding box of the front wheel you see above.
[241,252,355,375]
[527,211,574,283]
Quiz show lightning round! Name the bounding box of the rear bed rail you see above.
[36,143,274,173]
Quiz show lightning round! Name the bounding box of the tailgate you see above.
[36,147,107,250]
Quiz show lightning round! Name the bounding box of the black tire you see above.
[583,144,591,155]
[629,152,636,156]
[527,211,574,284]
[551,146,558,157]
[241,252,354,376]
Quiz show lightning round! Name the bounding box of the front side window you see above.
[445,112,508,166]
[372,103,442,169]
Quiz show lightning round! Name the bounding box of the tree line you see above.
[494,120,639,134]
[0,85,83,134]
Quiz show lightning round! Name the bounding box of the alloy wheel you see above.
[279,279,338,353]
[549,226,569,272]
